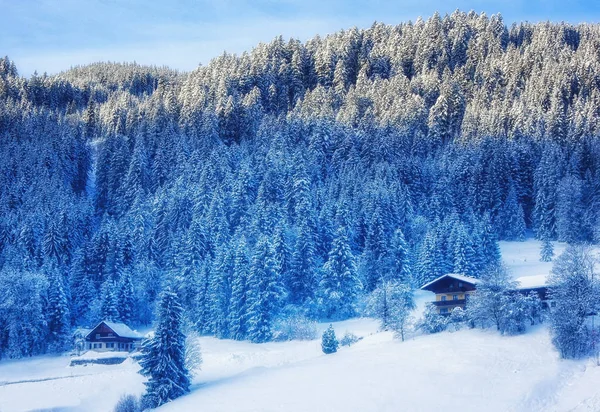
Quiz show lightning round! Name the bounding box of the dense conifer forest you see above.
[1,10,600,358]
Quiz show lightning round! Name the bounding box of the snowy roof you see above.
[515,274,548,290]
[420,273,481,290]
[86,321,143,340]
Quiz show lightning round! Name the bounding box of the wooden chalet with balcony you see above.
[85,321,143,352]
[420,273,481,315]
[421,273,551,315]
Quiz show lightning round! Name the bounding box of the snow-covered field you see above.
[2,239,600,412]
[3,320,600,412]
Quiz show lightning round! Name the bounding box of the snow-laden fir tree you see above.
[540,238,554,262]
[321,324,339,354]
[100,279,119,322]
[246,235,284,343]
[228,236,250,340]
[549,246,598,359]
[46,266,71,352]
[317,226,362,320]
[139,288,191,409]
[387,228,412,284]
[499,184,526,241]
[117,269,135,325]
[206,246,233,338]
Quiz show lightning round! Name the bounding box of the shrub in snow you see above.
[321,324,339,354]
[185,331,203,378]
[272,308,317,341]
[417,303,447,334]
[525,291,544,326]
[549,246,598,359]
[466,265,530,335]
[340,331,362,347]
[448,307,467,331]
[113,394,140,412]
[367,280,415,341]
[139,289,191,409]
[498,293,527,335]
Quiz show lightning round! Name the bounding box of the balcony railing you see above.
[432,299,466,307]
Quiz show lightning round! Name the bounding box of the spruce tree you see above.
[321,324,339,354]
[246,236,283,343]
[139,289,191,409]
[100,279,119,322]
[46,266,71,352]
[229,236,250,340]
[387,228,412,284]
[318,226,362,320]
[540,238,554,262]
[117,270,135,325]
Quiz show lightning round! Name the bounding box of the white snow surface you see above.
[3,320,600,412]
[2,239,600,411]
[499,238,568,280]
[516,274,548,289]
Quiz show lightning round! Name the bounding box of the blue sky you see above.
[2,0,600,77]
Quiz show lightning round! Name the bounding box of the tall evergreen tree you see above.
[139,289,191,409]
[246,236,283,343]
[46,266,71,352]
[318,226,362,320]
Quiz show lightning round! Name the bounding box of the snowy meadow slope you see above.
[1,240,600,412]
[2,318,600,412]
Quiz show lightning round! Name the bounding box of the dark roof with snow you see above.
[420,273,481,291]
[85,320,143,340]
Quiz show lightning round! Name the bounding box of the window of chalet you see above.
[441,296,447,301]
[453,294,458,300]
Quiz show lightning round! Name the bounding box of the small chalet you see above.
[420,273,481,315]
[515,274,550,307]
[85,321,143,352]
[421,273,551,315]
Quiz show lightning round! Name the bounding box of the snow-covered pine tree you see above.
[387,228,412,284]
[139,289,191,409]
[46,266,71,352]
[321,324,339,354]
[540,238,554,262]
[452,225,478,278]
[318,226,362,320]
[499,183,526,241]
[289,221,317,304]
[229,236,250,340]
[206,245,233,338]
[100,279,119,322]
[117,269,135,325]
[246,235,283,343]
[548,246,598,359]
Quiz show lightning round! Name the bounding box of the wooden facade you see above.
[421,273,550,314]
[421,273,481,315]
[85,321,143,352]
